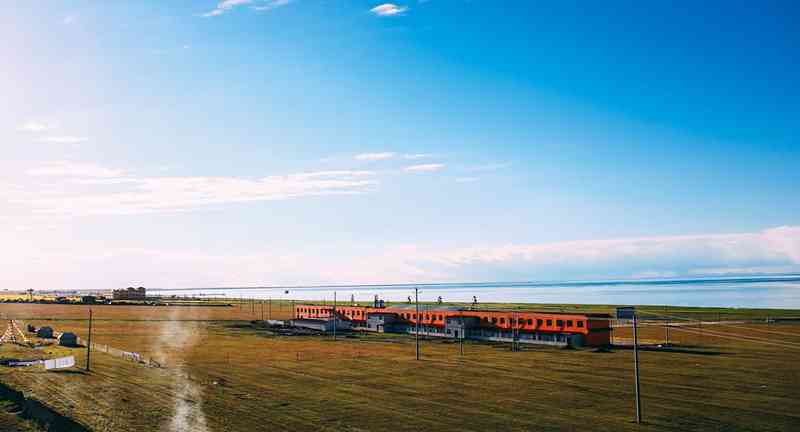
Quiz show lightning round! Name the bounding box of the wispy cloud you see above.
[203,0,252,17]
[253,0,293,11]
[404,163,444,172]
[21,225,798,288]
[203,0,291,17]
[403,153,431,160]
[18,121,52,132]
[370,3,408,16]
[10,162,377,215]
[355,152,396,161]
[37,136,88,144]
[407,226,800,281]
[354,152,432,161]
[26,161,125,178]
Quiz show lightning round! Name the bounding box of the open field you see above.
[0,302,798,431]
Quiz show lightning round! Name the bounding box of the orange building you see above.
[294,304,611,347]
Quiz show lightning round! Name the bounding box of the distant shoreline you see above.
[144,274,800,292]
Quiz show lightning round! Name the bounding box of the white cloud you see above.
[355,152,396,161]
[38,136,88,144]
[253,0,293,11]
[370,3,408,16]
[203,0,252,17]
[26,161,126,178]
[404,163,444,172]
[18,121,52,132]
[403,153,431,160]
[405,226,800,280]
[4,224,800,290]
[9,162,377,215]
[203,0,291,17]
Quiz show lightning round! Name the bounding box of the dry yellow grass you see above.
[0,303,798,431]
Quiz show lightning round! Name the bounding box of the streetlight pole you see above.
[415,287,420,361]
[85,309,93,372]
[333,291,337,341]
[459,314,464,356]
[633,311,642,424]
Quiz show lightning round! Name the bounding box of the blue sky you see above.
[1,1,799,290]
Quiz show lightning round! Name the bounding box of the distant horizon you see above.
[18,272,800,293]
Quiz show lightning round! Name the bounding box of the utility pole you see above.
[512,311,518,352]
[333,291,337,341]
[86,309,93,372]
[617,307,641,424]
[459,314,464,356]
[632,311,642,424]
[268,298,272,320]
[699,314,703,343]
[415,287,420,361]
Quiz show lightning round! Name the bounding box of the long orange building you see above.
[294,303,612,347]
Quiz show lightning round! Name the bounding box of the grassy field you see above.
[0,302,798,431]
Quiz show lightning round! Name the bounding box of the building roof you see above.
[297,303,612,318]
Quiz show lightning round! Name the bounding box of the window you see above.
[546,319,552,326]
[425,314,430,320]
[483,317,488,322]
[527,319,533,325]
[577,321,584,328]
[438,315,443,320]
[556,320,563,327]
[537,319,543,326]
[491,317,497,324]
[413,314,417,319]
[500,318,505,324]
[567,320,573,327]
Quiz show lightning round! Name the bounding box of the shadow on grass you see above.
[49,369,87,375]
[610,344,726,356]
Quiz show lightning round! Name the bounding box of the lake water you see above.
[151,276,800,309]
